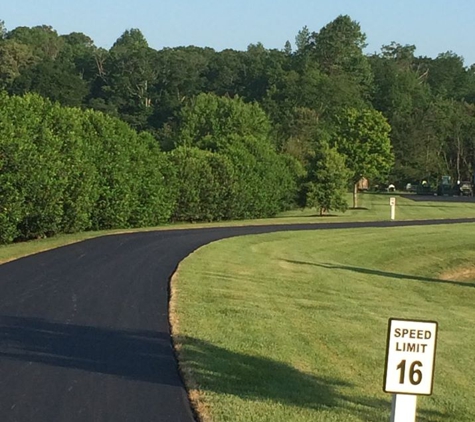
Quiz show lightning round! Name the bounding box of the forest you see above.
[1,15,475,243]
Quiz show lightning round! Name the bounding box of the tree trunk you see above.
[456,133,461,182]
[353,182,358,209]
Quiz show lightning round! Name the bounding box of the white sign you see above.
[384,318,438,395]
[389,197,396,220]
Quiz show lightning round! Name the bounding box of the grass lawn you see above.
[1,193,475,265]
[171,223,475,422]
[278,192,475,222]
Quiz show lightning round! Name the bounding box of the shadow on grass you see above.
[282,260,475,288]
[276,213,340,219]
[343,396,448,422]
[178,336,452,420]
[0,315,180,385]
[178,336,349,411]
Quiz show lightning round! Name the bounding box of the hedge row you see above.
[0,93,174,243]
[0,93,299,244]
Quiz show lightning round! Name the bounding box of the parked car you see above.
[459,181,473,196]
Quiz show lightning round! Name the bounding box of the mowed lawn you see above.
[278,193,475,222]
[172,223,475,422]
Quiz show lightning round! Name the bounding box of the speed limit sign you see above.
[383,318,438,395]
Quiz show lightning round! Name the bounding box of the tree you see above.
[152,46,214,129]
[0,21,6,39]
[12,59,89,107]
[59,32,98,82]
[6,25,64,61]
[174,93,299,217]
[295,26,310,53]
[420,52,470,100]
[280,107,321,165]
[305,141,350,215]
[99,29,157,130]
[370,43,429,116]
[369,43,434,184]
[283,40,292,55]
[308,15,373,97]
[175,93,271,150]
[334,108,394,208]
[0,40,35,89]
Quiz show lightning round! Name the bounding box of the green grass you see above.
[278,193,475,222]
[2,193,474,265]
[172,223,475,422]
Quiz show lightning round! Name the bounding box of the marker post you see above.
[390,394,417,422]
[390,197,396,220]
[383,318,438,422]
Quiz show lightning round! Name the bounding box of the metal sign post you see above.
[390,394,417,422]
[383,318,438,422]
[390,197,396,220]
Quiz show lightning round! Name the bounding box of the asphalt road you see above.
[1,218,475,422]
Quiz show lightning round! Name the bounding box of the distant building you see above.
[357,177,369,191]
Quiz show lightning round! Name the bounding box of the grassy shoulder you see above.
[171,223,475,422]
[2,193,475,265]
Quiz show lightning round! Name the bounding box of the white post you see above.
[390,394,417,422]
[390,197,396,220]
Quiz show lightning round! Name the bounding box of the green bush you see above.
[168,147,237,222]
[173,94,300,220]
[0,92,174,243]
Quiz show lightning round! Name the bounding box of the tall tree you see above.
[0,40,35,89]
[100,29,157,129]
[308,15,373,97]
[370,44,429,116]
[0,20,6,39]
[59,32,97,81]
[6,25,64,61]
[11,59,89,107]
[334,108,394,208]
[369,44,432,183]
[152,46,213,129]
[420,52,472,100]
[295,26,310,54]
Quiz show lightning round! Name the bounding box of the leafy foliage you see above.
[332,107,393,208]
[173,94,300,219]
[334,107,394,183]
[305,141,350,215]
[168,147,236,222]
[0,93,174,243]
[2,15,475,243]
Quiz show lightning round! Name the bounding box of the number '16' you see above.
[397,360,423,385]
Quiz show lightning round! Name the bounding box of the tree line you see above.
[1,15,475,242]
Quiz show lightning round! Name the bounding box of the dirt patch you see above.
[439,266,475,282]
[169,269,212,422]
[278,260,294,271]
[169,271,181,337]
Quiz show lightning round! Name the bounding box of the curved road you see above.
[0,219,474,422]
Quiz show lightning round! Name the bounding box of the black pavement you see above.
[0,218,474,422]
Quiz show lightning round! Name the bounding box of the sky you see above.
[2,0,475,65]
